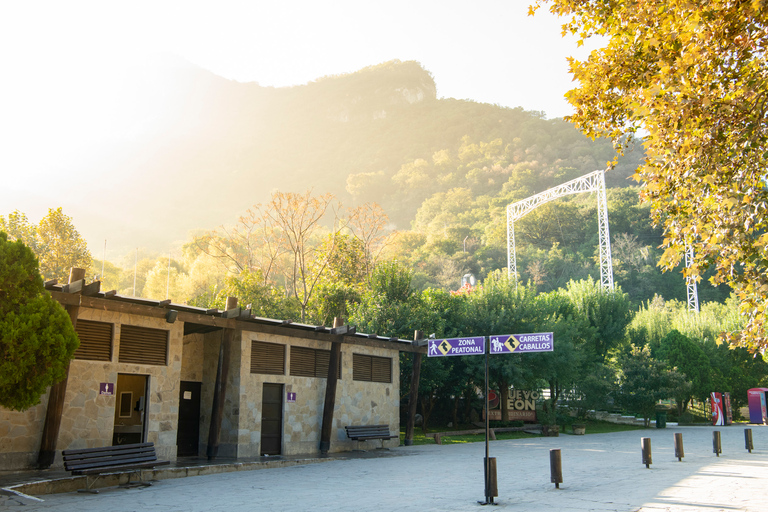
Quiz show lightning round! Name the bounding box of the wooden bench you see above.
[345,425,399,448]
[426,425,543,444]
[62,442,170,493]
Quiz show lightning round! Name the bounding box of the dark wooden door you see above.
[261,383,283,455]
[177,381,202,456]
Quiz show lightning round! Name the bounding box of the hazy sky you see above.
[1,1,589,119]
[0,0,595,256]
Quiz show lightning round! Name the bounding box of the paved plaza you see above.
[2,425,767,511]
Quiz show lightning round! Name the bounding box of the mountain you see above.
[6,56,639,257]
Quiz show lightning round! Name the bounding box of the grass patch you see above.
[399,419,647,445]
[574,420,648,434]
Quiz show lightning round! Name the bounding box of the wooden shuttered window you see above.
[251,341,285,375]
[289,346,340,379]
[118,325,168,366]
[353,354,392,383]
[73,320,113,361]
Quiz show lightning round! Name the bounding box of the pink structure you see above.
[747,388,768,424]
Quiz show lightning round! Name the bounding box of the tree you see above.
[1,208,91,283]
[345,202,391,277]
[656,329,712,415]
[36,208,92,282]
[0,210,37,251]
[532,0,768,351]
[527,289,587,424]
[264,190,342,322]
[307,234,367,325]
[0,232,79,410]
[193,204,286,281]
[617,345,688,427]
[563,278,633,363]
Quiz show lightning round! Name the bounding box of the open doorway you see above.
[112,374,148,445]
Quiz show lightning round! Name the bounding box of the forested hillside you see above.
[4,58,731,309]
[20,57,642,252]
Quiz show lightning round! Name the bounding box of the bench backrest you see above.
[345,425,391,436]
[63,443,158,472]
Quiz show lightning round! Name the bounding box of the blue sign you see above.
[428,336,485,357]
[489,333,554,354]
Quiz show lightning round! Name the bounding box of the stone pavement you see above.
[2,425,767,511]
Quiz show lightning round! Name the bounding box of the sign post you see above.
[428,332,554,505]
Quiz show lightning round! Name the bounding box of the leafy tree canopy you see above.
[532,0,768,350]
[0,208,91,283]
[0,232,79,411]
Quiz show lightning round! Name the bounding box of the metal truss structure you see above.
[685,244,700,313]
[507,170,614,290]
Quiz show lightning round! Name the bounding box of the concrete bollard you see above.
[674,433,684,461]
[641,437,652,468]
[713,431,722,457]
[745,429,754,453]
[550,449,563,489]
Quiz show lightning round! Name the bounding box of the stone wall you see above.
[231,331,400,457]
[0,393,49,469]
[1,304,403,470]
[0,307,184,469]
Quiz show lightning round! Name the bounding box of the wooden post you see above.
[484,457,498,500]
[37,268,85,468]
[713,430,722,457]
[641,437,652,468]
[550,449,563,488]
[404,330,423,446]
[319,317,343,455]
[674,433,684,461]
[207,297,237,460]
[745,428,754,453]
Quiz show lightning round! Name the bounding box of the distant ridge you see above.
[4,57,639,256]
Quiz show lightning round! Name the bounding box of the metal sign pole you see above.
[483,336,493,505]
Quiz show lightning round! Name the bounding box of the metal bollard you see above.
[713,431,722,457]
[674,433,684,461]
[550,449,563,489]
[745,429,754,453]
[641,437,652,468]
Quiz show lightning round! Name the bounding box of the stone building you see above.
[0,280,421,470]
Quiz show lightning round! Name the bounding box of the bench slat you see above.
[63,443,154,456]
[345,425,397,441]
[70,460,170,476]
[64,447,156,463]
[66,454,158,472]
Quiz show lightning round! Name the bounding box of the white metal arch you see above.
[685,244,700,313]
[507,170,614,289]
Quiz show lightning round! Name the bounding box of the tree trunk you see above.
[451,394,460,426]
[499,381,510,424]
[420,391,437,434]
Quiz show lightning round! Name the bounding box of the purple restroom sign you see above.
[489,333,554,354]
